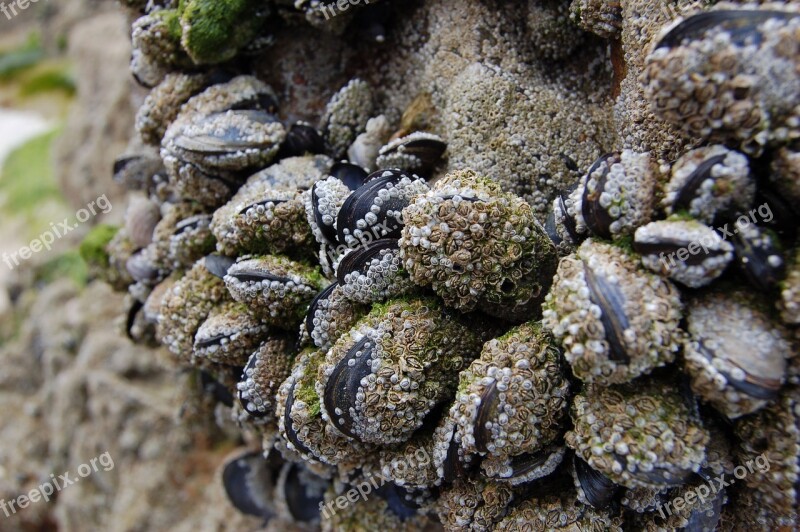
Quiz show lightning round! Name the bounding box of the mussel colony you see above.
[92,0,800,529]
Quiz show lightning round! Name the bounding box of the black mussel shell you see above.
[484,446,565,484]
[222,450,275,519]
[125,298,144,342]
[583,263,631,364]
[671,154,729,216]
[557,191,582,244]
[239,353,267,419]
[336,171,416,244]
[283,382,315,457]
[353,1,392,43]
[682,485,724,532]
[311,181,342,246]
[633,235,728,266]
[323,336,374,441]
[755,185,797,241]
[381,135,446,177]
[655,9,798,50]
[305,281,340,337]
[280,463,324,522]
[574,455,619,509]
[174,110,281,155]
[226,264,295,285]
[205,254,235,279]
[544,210,562,247]
[330,161,370,191]
[473,380,500,454]
[228,89,279,115]
[200,369,234,407]
[581,153,618,239]
[731,224,786,291]
[336,238,399,285]
[375,483,422,521]
[279,123,325,158]
[173,214,211,235]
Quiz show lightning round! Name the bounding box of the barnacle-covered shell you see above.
[452,322,570,460]
[193,300,269,366]
[642,6,800,156]
[211,185,312,256]
[317,298,484,444]
[571,455,620,509]
[634,219,734,288]
[130,11,185,84]
[543,239,684,385]
[149,201,215,271]
[165,109,285,173]
[136,71,210,146]
[662,145,754,224]
[480,444,566,485]
[225,255,326,330]
[683,289,793,418]
[732,384,800,527]
[336,169,429,248]
[436,478,514,531]
[276,349,369,466]
[157,258,229,362]
[372,425,439,489]
[400,169,557,316]
[301,282,369,352]
[566,378,709,489]
[569,0,622,38]
[731,222,786,291]
[125,195,162,249]
[320,78,374,159]
[304,175,352,249]
[494,491,624,531]
[375,132,447,178]
[238,334,296,420]
[571,150,657,240]
[780,247,800,325]
[336,238,416,303]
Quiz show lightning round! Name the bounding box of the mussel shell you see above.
[174,110,281,155]
[283,382,315,457]
[375,483,422,520]
[222,450,275,519]
[323,336,374,440]
[173,214,212,235]
[583,262,631,364]
[226,267,295,285]
[633,237,728,266]
[574,455,619,509]
[305,281,339,338]
[205,254,235,279]
[581,153,618,239]
[311,181,341,245]
[238,353,267,419]
[237,198,287,216]
[614,453,695,486]
[483,445,566,484]
[557,191,581,243]
[281,463,323,522]
[336,170,416,244]
[379,134,446,176]
[696,341,781,401]
[279,123,325,159]
[336,238,399,285]
[200,369,234,407]
[731,225,786,291]
[125,298,145,342]
[473,380,500,454]
[544,209,562,247]
[671,154,728,216]
[330,161,369,191]
[126,251,159,283]
[655,9,798,50]
[755,185,798,241]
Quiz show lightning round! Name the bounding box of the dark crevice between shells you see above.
[323,336,374,441]
[375,483,421,521]
[583,263,631,364]
[278,123,325,159]
[200,369,234,407]
[126,299,144,341]
[732,227,786,291]
[581,154,616,239]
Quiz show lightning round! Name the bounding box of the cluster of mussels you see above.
[90,0,800,530]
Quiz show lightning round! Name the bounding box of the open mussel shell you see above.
[655,9,798,50]
[205,254,235,279]
[376,132,447,177]
[731,223,786,291]
[573,455,620,509]
[323,336,375,440]
[278,122,325,159]
[222,449,277,520]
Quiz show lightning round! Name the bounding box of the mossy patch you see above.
[80,224,119,270]
[0,128,64,220]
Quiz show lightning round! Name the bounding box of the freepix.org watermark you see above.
[655,452,770,519]
[1,452,114,518]
[318,0,373,21]
[319,446,430,519]
[0,0,44,21]
[2,194,113,271]
[658,203,773,271]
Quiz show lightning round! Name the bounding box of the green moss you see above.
[0,129,64,220]
[19,67,76,97]
[178,0,263,65]
[154,8,184,42]
[0,33,43,80]
[35,251,88,286]
[79,225,119,269]
[296,349,324,417]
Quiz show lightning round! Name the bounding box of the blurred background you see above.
[0,2,265,530]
